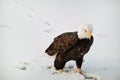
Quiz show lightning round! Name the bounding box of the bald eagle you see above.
[45,24,94,74]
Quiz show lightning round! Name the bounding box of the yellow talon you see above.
[59,69,63,73]
[75,68,85,75]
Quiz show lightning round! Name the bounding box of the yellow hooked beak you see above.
[87,31,92,39]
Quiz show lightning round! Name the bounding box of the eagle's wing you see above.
[45,32,78,56]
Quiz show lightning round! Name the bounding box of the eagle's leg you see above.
[54,55,66,73]
[75,57,84,74]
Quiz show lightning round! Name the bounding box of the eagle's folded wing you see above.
[45,32,78,56]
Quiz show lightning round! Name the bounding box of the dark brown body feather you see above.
[45,32,94,70]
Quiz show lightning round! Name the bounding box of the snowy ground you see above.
[0,0,120,80]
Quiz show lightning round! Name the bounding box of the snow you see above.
[0,0,120,80]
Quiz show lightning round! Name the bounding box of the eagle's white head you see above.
[77,24,93,39]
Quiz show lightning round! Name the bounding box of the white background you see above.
[0,0,120,80]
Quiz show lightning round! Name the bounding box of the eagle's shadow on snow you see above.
[64,65,74,73]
